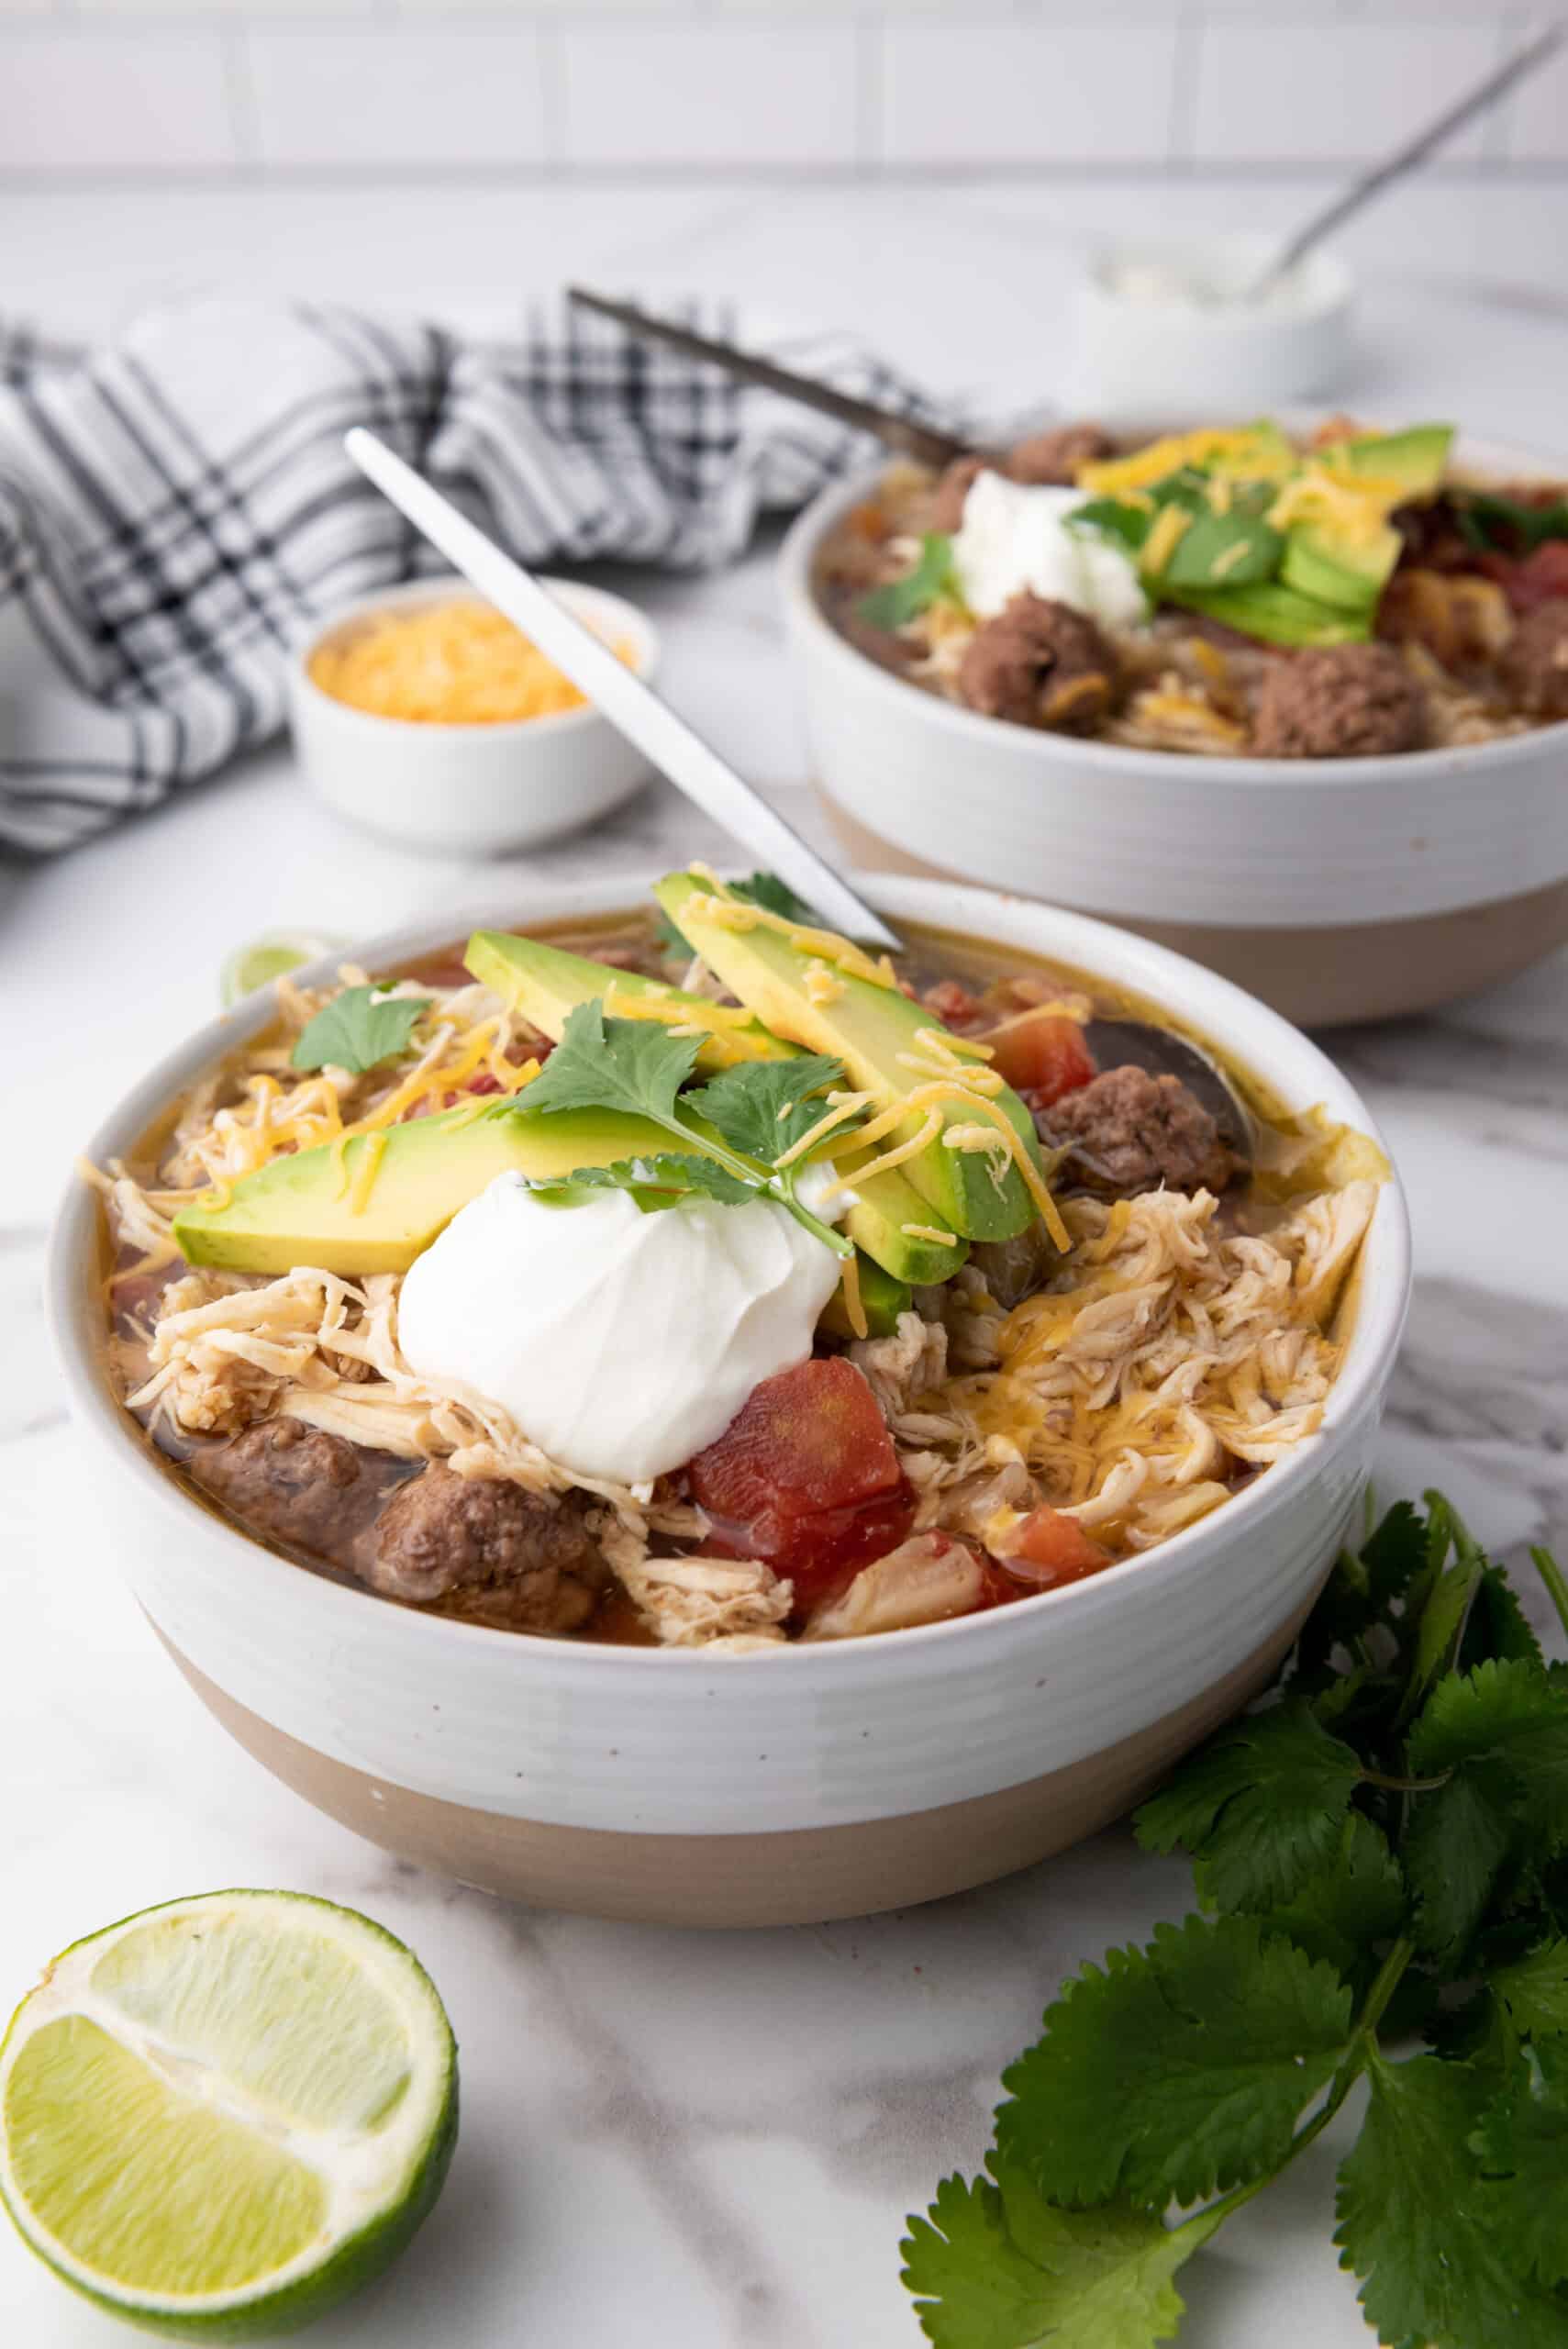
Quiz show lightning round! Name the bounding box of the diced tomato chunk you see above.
[689,1358,916,1609]
[988,1013,1096,1106]
[921,977,988,1033]
[1479,540,1568,614]
[997,1507,1113,1591]
[691,1358,900,1521]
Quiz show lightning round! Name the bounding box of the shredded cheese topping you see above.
[682,876,900,994]
[308,595,636,726]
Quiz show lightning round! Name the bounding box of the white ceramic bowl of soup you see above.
[49,874,1410,1928]
[288,577,658,856]
[779,429,1568,1027]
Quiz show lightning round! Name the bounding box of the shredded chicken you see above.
[804,1532,986,1641]
[597,1518,791,1650]
[849,1310,948,1419]
[882,1183,1377,1556]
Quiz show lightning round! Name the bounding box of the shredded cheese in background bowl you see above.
[308,596,637,727]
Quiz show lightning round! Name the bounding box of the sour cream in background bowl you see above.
[1072,235,1356,408]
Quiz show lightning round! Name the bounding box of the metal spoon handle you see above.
[566,288,976,470]
[1248,25,1564,302]
[342,429,902,952]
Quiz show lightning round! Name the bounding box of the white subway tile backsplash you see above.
[0,29,238,170]
[0,8,1558,184]
[880,23,1180,166]
[246,26,548,170]
[1192,21,1502,164]
[560,23,860,168]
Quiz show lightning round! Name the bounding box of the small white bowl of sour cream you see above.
[1073,235,1354,408]
[287,576,659,858]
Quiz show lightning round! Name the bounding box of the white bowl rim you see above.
[49,869,1411,1675]
[290,573,659,747]
[780,422,1568,787]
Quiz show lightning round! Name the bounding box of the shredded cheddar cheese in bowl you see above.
[308,596,636,727]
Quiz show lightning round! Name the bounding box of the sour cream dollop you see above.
[951,470,1147,630]
[396,1173,842,1486]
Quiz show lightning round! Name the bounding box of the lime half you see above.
[0,1889,458,2339]
[220,931,347,1008]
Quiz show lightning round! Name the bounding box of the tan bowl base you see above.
[819,787,1568,1029]
[158,1603,1309,1928]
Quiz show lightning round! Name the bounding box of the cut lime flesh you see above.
[220,933,347,1009]
[0,1890,458,2340]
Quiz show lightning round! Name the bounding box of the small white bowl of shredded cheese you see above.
[1073,235,1355,408]
[288,575,659,857]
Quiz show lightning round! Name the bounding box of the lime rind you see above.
[0,1889,458,2341]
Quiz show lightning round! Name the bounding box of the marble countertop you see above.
[4,184,1568,2348]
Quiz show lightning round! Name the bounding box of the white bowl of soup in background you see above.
[49,874,1411,1929]
[779,427,1568,1028]
[288,577,658,856]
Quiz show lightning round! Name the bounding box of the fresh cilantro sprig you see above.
[655,870,817,959]
[522,1153,757,1213]
[291,985,431,1075]
[1452,487,1568,557]
[858,531,962,631]
[903,1493,1568,2349]
[515,1001,855,1256]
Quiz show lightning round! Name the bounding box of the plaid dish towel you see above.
[0,297,949,854]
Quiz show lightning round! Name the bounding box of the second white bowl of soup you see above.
[781,420,1568,1025]
[50,874,1410,1926]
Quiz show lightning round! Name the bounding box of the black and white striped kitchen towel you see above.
[0,297,948,854]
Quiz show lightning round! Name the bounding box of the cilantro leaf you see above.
[1292,1497,1428,1690]
[1404,1771,1518,1965]
[1410,1658,1568,1805]
[685,1054,852,1165]
[995,1914,1351,2210]
[290,985,430,1076]
[1461,1563,1547,1675]
[732,872,817,924]
[1494,1939,1568,2040]
[1252,1814,1407,1988]
[523,1153,758,1208]
[1134,1701,1362,1912]
[860,532,959,630]
[1335,2051,1568,2349]
[521,999,701,1128]
[1470,2041,1568,2286]
[1403,1661,1568,1958]
[655,869,817,957]
[1068,496,1151,556]
[1453,488,1568,555]
[902,2165,1218,2349]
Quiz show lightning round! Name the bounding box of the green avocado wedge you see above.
[654,871,1043,1244]
[468,926,967,1287]
[465,928,795,1073]
[172,1100,694,1275]
[819,1254,912,1341]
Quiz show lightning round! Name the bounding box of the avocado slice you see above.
[468,925,968,1288]
[172,1100,693,1276]
[466,929,794,1074]
[655,871,1042,1244]
[1279,518,1402,615]
[1276,426,1451,614]
[1336,424,1452,501]
[818,1254,912,1341]
[1166,581,1367,648]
